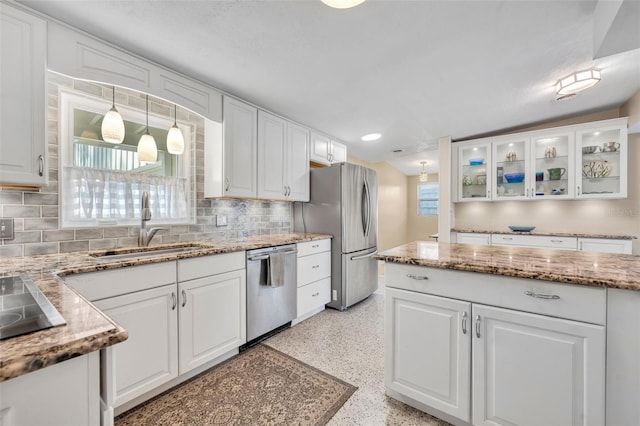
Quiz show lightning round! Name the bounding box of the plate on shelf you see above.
[508,226,536,232]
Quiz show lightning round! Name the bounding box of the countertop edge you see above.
[451,228,637,240]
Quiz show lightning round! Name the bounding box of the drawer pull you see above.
[406,274,429,281]
[312,244,320,248]
[525,290,560,300]
[502,237,513,241]
[550,239,563,244]
[312,265,320,269]
[38,155,44,176]
[475,315,481,338]
[462,311,468,334]
[312,292,320,297]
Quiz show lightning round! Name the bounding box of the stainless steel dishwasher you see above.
[245,244,297,343]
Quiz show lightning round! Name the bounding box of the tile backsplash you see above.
[0,73,291,258]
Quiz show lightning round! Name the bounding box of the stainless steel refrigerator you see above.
[293,162,378,310]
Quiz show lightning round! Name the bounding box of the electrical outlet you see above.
[216,214,228,227]
[0,218,15,240]
[332,289,337,301]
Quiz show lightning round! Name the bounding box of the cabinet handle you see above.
[171,292,177,310]
[181,289,187,307]
[525,188,529,197]
[462,311,468,334]
[406,274,429,281]
[287,186,291,196]
[312,292,320,297]
[579,241,583,251]
[577,185,581,196]
[487,189,490,197]
[312,265,320,269]
[312,244,320,248]
[525,290,560,300]
[550,239,563,243]
[225,178,230,191]
[475,315,481,338]
[37,155,44,177]
[502,237,513,241]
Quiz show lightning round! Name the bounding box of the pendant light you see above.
[419,161,428,182]
[101,86,125,144]
[166,104,185,155]
[137,95,157,162]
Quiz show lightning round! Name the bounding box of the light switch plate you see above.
[0,218,15,240]
[216,215,227,227]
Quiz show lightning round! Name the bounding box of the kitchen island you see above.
[376,241,640,426]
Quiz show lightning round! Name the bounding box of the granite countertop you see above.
[451,227,637,240]
[375,241,640,292]
[0,232,331,382]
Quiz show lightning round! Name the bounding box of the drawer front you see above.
[64,262,177,301]
[297,277,331,317]
[578,238,633,254]
[456,233,491,245]
[492,234,577,250]
[177,251,245,282]
[385,263,605,325]
[297,239,331,257]
[297,251,331,287]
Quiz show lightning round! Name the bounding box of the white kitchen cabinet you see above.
[491,233,577,250]
[95,284,179,408]
[257,110,309,201]
[530,130,575,199]
[458,142,492,202]
[0,352,99,426]
[330,140,347,164]
[578,237,633,254]
[492,136,530,200]
[0,3,47,186]
[309,132,347,165]
[385,288,471,422]
[455,232,491,246]
[178,269,246,374]
[221,97,258,198]
[383,263,606,426]
[295,239,331,322]
[472,304,605,426]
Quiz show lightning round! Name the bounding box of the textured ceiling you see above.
[19,0,640,175]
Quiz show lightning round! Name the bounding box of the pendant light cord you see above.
[174,104,178,126]
[112,86,116,108]
[145,94,149,133]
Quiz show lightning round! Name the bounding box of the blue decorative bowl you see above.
[508,226,535,233]
[469,158,484,166]
[504,172,525,183]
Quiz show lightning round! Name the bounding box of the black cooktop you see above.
[0,275,66,340]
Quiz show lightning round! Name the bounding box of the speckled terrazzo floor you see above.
[264,277,451,426]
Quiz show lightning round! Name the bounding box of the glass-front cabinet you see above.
[493,137,529,200]
[576,123,627,199]
[458,143,491,202]
[531,132,574,199]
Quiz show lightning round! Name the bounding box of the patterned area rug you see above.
[115,344,357,425]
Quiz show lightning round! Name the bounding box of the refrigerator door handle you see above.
[365,177,372,237]
[361,180,368,236]
[350,249,378,261]
[363,178,371,237]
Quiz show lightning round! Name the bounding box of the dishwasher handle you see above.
[247,249,297,262]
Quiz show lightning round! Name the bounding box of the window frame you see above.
[417,182,439,216]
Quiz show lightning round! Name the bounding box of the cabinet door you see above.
[309,131,331,165]
[178,270,246,374]
[472,304,605,426]
[385,288,471,422]
[223,97,257,198]
[287,122,310,201]
[578,237,632,254]
[493,137,529,200]
[576,122,627,199]
[458,143,492,201]
[531,131,574,199]
[330,140,347,164]
[95,284,178,408]
[0,4,47,186]
[257,110,287,200]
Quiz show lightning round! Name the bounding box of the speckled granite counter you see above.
[0,233,331,382]
[451,227,637,239]
[375,241,640,292]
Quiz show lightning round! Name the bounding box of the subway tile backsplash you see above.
[0,73,292,258]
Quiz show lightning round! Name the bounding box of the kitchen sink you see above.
[90,245,207,262]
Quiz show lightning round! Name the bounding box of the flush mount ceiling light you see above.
[321,0,366,8]
[166,104,185,155]
[419,161,428,182]
[555,69,601,95]
[101,86,125,144]
[137,95,157,163]
[361,133,381,142]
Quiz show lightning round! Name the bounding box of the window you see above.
[59,88,193,228]
[418,182,439,216]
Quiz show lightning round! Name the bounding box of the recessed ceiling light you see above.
[555,69,601,95]
[361,133,381,142]
[321,0,366,9]
[593,132,600,136]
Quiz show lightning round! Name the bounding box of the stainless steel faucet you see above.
[138,191,165,247]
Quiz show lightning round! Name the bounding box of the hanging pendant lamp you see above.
[419,161,428,182]
[101,86,125,144]
[137,95,157,163]
[166,104,185,155]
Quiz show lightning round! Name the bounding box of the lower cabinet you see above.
[295,239,331,321]
[456,232,491,246]
[385,269,606,426]
[578,237,633,254]
[0,352,100,425]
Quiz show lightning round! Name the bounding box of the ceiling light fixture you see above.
[101,86,125,144]
[166,104,185,155]
[419,161,428,182]
[321,0,366,9]
[137,95,157,163]
[555,69,601,95]
[361,133,381,142]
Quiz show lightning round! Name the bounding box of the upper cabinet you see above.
[257,111,309,201]
[455,117,628,202]
[0,4,47,186]
[222,97,258,198]
[310,132,347,165]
